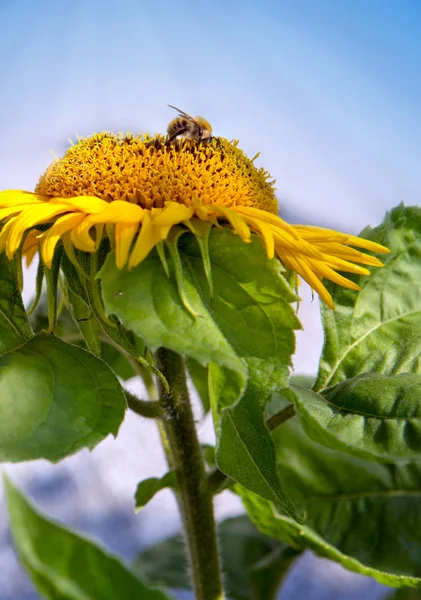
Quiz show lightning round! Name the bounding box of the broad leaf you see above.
[217,386,301,521]
[0,253,33,354]
[30,294,137,381]
[98,235,246,411]
[182,231,300,519]
[180,230,300,396]
[99,230,300,518]
[316,205,421,391]
[134,472,177,512]
[100,342,138,381]
[0,334,126,462]
[133,515,301,600]
[66,284,102,356]
[291,373,421,462]
[5,478,172,600]
[239,409,421,587]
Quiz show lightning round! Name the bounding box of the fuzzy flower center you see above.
[36,133,279,214]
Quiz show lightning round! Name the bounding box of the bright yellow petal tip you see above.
[0,132,389,309]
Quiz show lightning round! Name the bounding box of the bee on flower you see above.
[167,105,213,144]
[0,117,389,310]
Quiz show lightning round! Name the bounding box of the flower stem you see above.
[125,390,162,419]
[266,403,296,431]
[156,347,224,600]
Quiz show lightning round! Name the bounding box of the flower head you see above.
[0,133,389,309]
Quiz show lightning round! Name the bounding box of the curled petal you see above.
[115,222,140,269]
[41,213,86,267]
[86,201,143,224]
[6,203,70,259]
[70,217,96,252]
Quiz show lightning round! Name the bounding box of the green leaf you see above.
[98,234,246,411]
[134,472,177,512]
[99,229,300,518]
[239,411,421,587]
[0,333,126,462]
[30,292,137,381]
[133,515,301,600]
[291,373,421,462]
[5,478,173,600]
[183,230,300,518]
[66,284,101,356]
[218,386,301,521]
[100,342,137,381]
[133,534,187,591]
[180,229,300,396]
[316,204,421,392]
[0,253,33,355]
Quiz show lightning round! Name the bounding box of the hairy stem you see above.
[156,347,224,600]
[125,390,162,419]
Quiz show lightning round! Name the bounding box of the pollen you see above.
[36,133,278,214]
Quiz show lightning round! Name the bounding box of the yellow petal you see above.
[22,230,40,267]
[0,190,45,207]
[241,214,275,258]
[311,260,361,291]
[51,195,108,213]
[204,205,250,242]
[295,224,390,255]
[322,255,371,276]
[41,213,85,267]
[0,217,18,253]
[115,222,140,269]
[313,242,384,267]
[129,203,195,268]
[70,217,96,252]
[155,202,194,228]
[272,226,323,259]
[128,211,159,268]
[345,234,391,255]
[0,205,26,221]
[6,203,69,259]
[281,252,335,310]
[95,224,104,249]
[235,206,302,240]
[86,200,143,224]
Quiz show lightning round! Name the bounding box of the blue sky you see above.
[0,0,420,233]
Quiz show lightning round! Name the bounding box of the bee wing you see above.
[167,105,202,128]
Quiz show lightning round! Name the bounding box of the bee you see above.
[167,105,213,143]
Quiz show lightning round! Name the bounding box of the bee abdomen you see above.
[167,117,189,141]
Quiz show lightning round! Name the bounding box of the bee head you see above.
[195,116,213,141]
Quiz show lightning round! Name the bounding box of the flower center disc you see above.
[36,133,279,214]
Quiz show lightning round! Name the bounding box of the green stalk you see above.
[156,347,224,600]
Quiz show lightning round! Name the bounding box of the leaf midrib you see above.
[321,308,421,390]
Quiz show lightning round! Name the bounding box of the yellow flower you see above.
[0,133,389,309]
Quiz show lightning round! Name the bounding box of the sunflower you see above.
[0,133,389,309]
